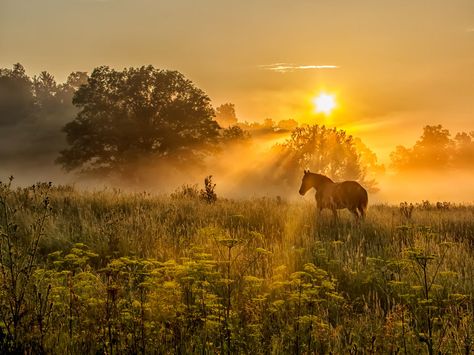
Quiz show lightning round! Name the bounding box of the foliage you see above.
[221,125,251,143]
[276,119,299,132]
[1,180,474,353]
[0,64,37,127]
[390,124,474,171]
[200,175,217,204]
[267,125,379,191]
[235,118,299,135]
[57,65,220,176]
[0,178,53,352]
[170,184,200,200]
[283,125,361,180]
[399,202,414,219]
[0,63,86,166]
[215,103,238,128]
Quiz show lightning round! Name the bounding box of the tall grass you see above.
[0,180,473,353]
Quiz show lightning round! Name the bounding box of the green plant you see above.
[0,181,472,353]
[0,178,52,352]
[200,175,217,204]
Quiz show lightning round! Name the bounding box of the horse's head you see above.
[299,170,312,195]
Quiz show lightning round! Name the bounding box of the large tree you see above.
[57,65,220,175]
[266,125,379,191]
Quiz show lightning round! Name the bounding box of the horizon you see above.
[1,0,474,202]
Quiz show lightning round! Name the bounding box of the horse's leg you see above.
[349,208,359,221]
[357,205,366,220]
[315,194,323,222]
[315,206,323,224]
[331,208,338,223]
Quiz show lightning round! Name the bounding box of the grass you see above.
[0,180,473,354]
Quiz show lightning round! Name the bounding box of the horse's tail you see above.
[358,188,368,218]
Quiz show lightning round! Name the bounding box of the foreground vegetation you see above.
[1,179,473,354]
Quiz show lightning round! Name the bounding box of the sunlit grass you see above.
[1,182,473,353]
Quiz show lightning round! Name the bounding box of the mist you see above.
[1,64,473,204]
[3,127,474,205]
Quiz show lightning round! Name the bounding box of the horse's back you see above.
[333,181,368,209]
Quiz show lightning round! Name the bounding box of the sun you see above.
[313,93,336,115]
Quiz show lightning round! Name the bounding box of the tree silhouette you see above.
[453,132,474,167]
[0,64,84,169]
[215,103,238,128]
[268,125,378,190]
[0,63,36,127]
[276,119,298,132]
[57,65,220,176]
[389,125,474,171]
[221,125,250,143]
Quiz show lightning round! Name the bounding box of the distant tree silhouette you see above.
[0,63,36,127]
[65,71,89,90]
[390,125,474,171]
[263,118,275,130]
[33,71,58,115]
[57,65,220,176]
[0,65,84,128]
[453,132,474,167]
[221,125,251,143]
[277,119,298,131]
[215,103,238,128]
[0,64,83,167]
[268,125,378,191]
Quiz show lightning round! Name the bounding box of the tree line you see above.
[1,63,472,190]
[390,124,474,172]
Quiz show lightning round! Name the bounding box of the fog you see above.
[3,130,474,205]
[1,64,472,204]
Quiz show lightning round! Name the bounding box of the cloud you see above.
[259,63,339,73]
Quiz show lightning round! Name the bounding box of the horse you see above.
[298,170,368,220]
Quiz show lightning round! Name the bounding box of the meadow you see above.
[1,179,473,354]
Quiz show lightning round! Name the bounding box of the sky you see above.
[1,0,474,163]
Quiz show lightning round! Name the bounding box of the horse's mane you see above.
[310,173,334,185]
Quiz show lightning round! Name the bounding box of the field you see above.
[1,180,474,354]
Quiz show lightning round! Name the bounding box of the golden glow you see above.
[313,93,336,115]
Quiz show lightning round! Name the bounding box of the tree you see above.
[263,118,275,130]
[266,125,378,191]
[0,63,36,127]
[221,125,251,143]
[453,132,474,167]
[215,103,238,128]
[0,64,82,170]
[54,72,89,114]
[57,65,220,176]
[413,125,452,166]
[390,125,474,172]
[33,71,58,115]
[277,119,298,131]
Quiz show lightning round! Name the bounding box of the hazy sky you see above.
[1,0,473,161]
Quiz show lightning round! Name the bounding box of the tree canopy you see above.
[57,65,221,175]
[0,64,85,167]
[0,63,36,127]
[215,103,238,128]
[390,125,474,171]
[265,125,379,191]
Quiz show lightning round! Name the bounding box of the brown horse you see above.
[299,170,368,220]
